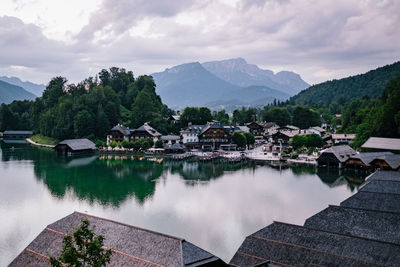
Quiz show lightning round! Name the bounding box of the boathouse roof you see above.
[370,153,400,169]
[55,139,96,151]
[346,151,393,166]
[229,170,400,266]
[362,137,400,151]
[10,212,223,267]
[3,130,33,135]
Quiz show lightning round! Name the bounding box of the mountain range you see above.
[152,58,309,109]
[0,80,36,104]
[0,76,45,97]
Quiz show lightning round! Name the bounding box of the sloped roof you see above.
[10,212,222,267]
[110,124,130,136]
[346,152,393,165]
[370,154,400,169]
[3,130,33,135]
[310,126,325,133]
[161,135,180,141]
[180,125,205,134]
[331,133,356,140]
[304,205,400,244]
[55,139,96,151]
[231,221,400,266]
[341,191,400,213]
[318,145,356,163]
[164,143,185,151]
[134,123,161,137]
[277,125,299,131]
[362,137,400,151]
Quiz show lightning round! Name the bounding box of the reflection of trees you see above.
[290,165,317,176]
[316,168,368,191]
[33,156,162,206]
[164,160,256,185]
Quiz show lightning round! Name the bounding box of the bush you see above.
[109,140,118,148]
[95,139,106,148]
[121,140,130,148]
[232,132,247,149]
[147,139,154,148]
[155,140,163,148]
[290,152,299,159]
[133,141,141,151]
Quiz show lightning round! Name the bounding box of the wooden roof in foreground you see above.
[230,170,400,266]
[10,212,223,267]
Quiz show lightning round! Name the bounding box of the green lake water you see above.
[0,142,367,265]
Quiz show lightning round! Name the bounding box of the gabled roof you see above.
[133,123,161,137]
[110,124,130,136]
[310,126,325,133]
[3,130,33,135]
[370,154,400,169]
[199,123,228,136]
[346,152,393,166]
[362,137,400,151]
[10,212,223,267]
[277,125,299,131]
[55,139,96,151]
[319,145,356,163]
[180,125,206,134]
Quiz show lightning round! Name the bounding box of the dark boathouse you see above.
[54,139,96,155]
[10,212,225,266]
[2,130,33,140]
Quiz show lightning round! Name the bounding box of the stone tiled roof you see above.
[230,170,400,266]
[10,212,223,267]
[110,124,130,136]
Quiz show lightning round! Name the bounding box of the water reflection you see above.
[0,142,365,207]
[0,143,370,264]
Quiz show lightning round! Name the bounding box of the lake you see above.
[0,142,367,265]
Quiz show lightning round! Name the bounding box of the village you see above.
[3,114,400,172]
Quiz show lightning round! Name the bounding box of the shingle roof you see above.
[180,125,206,134]
[161,135,181,141]
[304,205,400,244]
[10,212,223,267]
[55,139,96,151]
[346,152,393,166]
[318,145,356,163]
[134,123,161,137]
[370,154,400,169]
[110,124,130,136]
[331,133,356,140]
[362,137,400,151]
[3,130,33,135]
[230,170,400,266]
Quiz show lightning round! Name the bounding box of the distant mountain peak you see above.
[0,76,45,96]
[201,58,309,95]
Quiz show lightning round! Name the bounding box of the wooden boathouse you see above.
[317,145,356,168]
[54,139,96,155]
[10,212,225,266]
[229,170,400,266]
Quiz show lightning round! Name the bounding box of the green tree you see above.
[232,132,247,149]
[155,140,163,148]
[244,132,255,149]
[261,107,291,126]
[305,134,324,148]
[49,219,112,267]
[290,135,306,150]
[180,107,212,126]
[74,110,94,138]
[292,106,320,129]
[131,90,156,128]
[212,110,229,124]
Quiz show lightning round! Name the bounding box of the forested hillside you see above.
[0,67,174,140]
[290,61,400,110]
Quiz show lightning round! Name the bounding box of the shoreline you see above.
[26,138,55,148]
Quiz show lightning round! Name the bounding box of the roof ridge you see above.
[73,211,184,241]
[327,204,400,216]
[249,235,386,266]
[272,221,400,246]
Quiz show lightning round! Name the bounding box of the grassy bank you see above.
[30,134,58,146]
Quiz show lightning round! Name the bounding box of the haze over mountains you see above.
[0,80,36,104]
[0,76,45,97]
[152,58,309,109]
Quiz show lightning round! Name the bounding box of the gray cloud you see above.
[1,0,399,85]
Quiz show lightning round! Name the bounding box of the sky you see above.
[0,0,399,85]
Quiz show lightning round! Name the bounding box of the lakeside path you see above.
[26,138,55,148]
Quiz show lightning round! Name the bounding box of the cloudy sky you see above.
[1,0,399,85]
